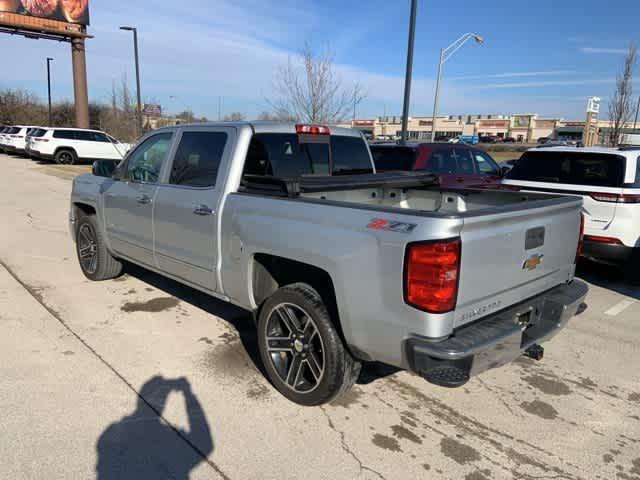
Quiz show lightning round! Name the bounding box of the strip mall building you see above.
[346,115,640,143]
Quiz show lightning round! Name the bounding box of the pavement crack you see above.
[320,406,387,480]
[0,259,231,480]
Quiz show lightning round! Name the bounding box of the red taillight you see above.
[404,238,461,313]
[576,213,585,262]
[295,124,330,135]
[584,235,623,245]
[590,192,640,204]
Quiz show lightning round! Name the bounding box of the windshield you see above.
[370,146,416,171]
[244,133,373,177]
[507,151,626,187]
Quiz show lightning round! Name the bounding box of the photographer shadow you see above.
[96,375,213,480]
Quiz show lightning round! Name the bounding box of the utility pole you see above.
[400,0,418,144]
[46,57,54,126]
[634,96,640,130]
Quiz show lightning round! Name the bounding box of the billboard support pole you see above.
[71,37,89,129]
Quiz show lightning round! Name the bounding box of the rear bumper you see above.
[404,280,588,387]
[582,239,637,264]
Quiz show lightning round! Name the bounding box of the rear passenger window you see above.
[454,148,475,174]
[53,130,76,140]
[169,131,228,187]
[428,149,458,173]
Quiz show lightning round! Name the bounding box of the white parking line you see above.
[604,299,636,316]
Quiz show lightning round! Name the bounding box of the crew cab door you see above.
[153,126,235,291]
[103,132,175,266]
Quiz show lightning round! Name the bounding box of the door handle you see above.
[136,194,151,205]
[456,177,465,183]
[193,204,213,216]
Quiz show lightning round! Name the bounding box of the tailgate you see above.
[454,198,582,328]
[505,180,620,233]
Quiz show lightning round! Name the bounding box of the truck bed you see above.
[241,171,579,217]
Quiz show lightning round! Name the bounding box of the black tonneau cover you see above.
[240,172,439,197]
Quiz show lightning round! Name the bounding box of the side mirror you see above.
[500,166,511,177]
[92,159,119,178]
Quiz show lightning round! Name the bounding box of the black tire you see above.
[75,213,123,281]
[55,149,77,165]
[258,283,361,406]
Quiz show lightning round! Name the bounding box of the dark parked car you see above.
[479,135,499,144]
[503,137,516,143]
[370,143,504,188]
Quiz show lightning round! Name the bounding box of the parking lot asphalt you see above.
[0,153,639,480]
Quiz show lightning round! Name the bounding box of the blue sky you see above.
[1,0,639,120]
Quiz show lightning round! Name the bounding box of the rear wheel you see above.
[258,283,361,406]
[55,149,77,165]
[75,213,123,281]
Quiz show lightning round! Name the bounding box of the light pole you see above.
[46,57,54,126]
[634,96,640,131]
[120,26,143,137]
[400,0,418,144]
[430,33,484,141]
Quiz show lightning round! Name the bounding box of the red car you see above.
[370,143,504,188]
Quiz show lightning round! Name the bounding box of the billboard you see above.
[0,0,89,25]
[143,104,162,117]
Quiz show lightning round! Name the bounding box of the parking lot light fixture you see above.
[120,26,143,138]
[431,32,484,141]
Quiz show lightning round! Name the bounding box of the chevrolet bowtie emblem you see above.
[523,254,543,271]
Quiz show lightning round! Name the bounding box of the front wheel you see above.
[75,213,123,281]
[257,283,361,406]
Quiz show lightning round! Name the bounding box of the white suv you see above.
[503,146,640,266]
[30,128,132,164]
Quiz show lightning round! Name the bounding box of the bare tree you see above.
[223,112,246,121]
[608,43,637,146]
[268,44,366,123]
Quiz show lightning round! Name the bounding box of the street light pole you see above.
[400,0,418,144]
[430,33,484,142]
[430,49,444,142]
[120,26,143,138]
[46,57,54,126]
[634,95,640,131]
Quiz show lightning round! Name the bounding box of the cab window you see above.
[124,132,174,183]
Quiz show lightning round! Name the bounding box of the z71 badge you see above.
[367,218,417,234]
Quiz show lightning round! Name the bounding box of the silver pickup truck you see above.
[70,122,588,406]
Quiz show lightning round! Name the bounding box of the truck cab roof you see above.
[154,121,364,138]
